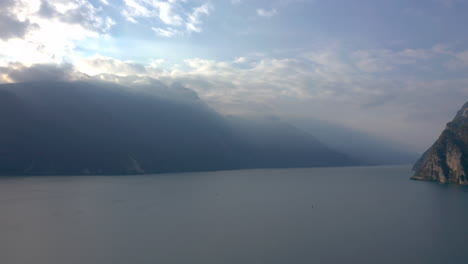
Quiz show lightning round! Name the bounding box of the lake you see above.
[1,165,467,264]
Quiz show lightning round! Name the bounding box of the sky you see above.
[1,0,468,152]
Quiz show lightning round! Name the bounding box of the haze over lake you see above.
[2,1,468,263]
[1,165,467,264]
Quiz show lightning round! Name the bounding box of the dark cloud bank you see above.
[0,64,417,175]
[0,0,37,40]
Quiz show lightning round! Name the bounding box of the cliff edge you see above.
[412,102,468,184]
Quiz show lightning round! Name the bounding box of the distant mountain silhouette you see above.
[291,119,419,165]
[226,116,355,168]
[0,81,356,175]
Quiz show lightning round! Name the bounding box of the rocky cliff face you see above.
[412,102,468,184]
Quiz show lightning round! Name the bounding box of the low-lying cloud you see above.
[0,63,80,83]
[1,1,468,152]
[2,43,468,152]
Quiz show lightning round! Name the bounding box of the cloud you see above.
[122,0,184,25]
[304,50,354,73]
[457,50,468,64]
[0,14,36,40]
[0,62,79,83]
[46,46,468,132]
[0,0,38,40]
[122,0,213,36]
[444,49,468,68]
[152,27,180,37]
[351,48,437,73]
[122,0,152,19]
[76,55,154,76]
[257,8,278,18]
[2,43,468,151]
[158,1,183,25]
[37,0,115,33]
[186,4,213,33]
[233,57,248,63]
[144,47,468,151]
[0,0,115,66]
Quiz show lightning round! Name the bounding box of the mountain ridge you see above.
[0,81,357,175]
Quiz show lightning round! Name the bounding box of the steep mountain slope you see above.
[0,81,356,175]
[227,116,356,168]
[412,102,468,184]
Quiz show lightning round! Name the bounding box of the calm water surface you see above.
[1,165,467,264]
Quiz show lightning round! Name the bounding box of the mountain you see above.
[226,116,356,168]
[412,102,468,184]
[0,81,356,175]
[291,119,419,165]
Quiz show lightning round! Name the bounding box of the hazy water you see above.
[1,165,468,264]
